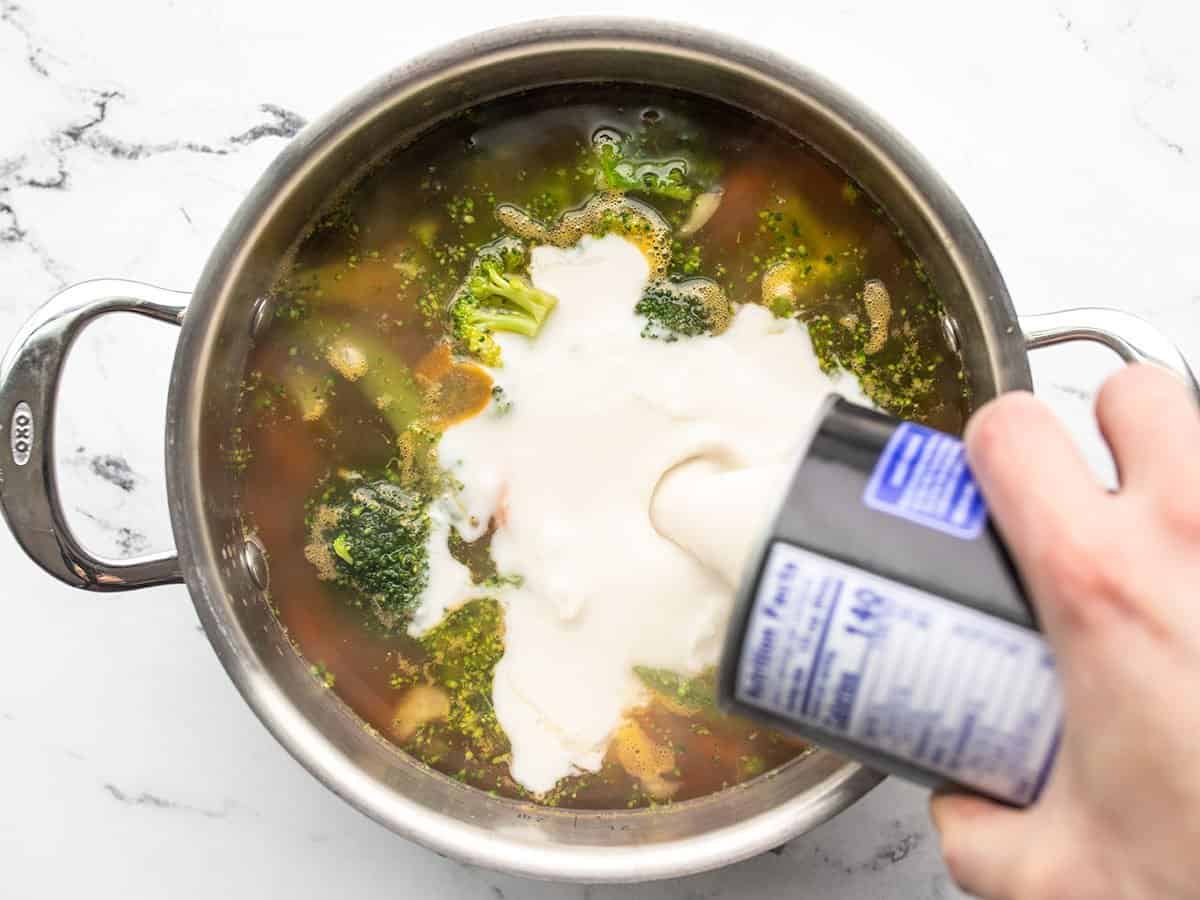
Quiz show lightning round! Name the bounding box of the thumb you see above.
[931,791,1032,899]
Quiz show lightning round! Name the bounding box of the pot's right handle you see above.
[1020,307,1199,397]
[0,279,189,590]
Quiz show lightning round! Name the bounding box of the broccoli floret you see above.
[470,262,556,325]
[595,141,694,202]
[306,477,432,628]
[449,238,558,367]
[634,278,732,341]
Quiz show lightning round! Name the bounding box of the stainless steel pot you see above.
[1,19,1194,884]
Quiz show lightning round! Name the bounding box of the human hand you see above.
[931,363,1200,900]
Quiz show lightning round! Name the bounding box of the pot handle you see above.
[1020,307,1199,396]
[0,279,189,590]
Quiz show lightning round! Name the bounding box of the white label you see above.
[10,402,33,467]
[737,542,1062,805]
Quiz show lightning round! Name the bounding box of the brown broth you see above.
[237,85,967,811]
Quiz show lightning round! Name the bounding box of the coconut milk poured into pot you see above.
[433,234,869,791]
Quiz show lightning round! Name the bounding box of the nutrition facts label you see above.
[736,542,1062,805]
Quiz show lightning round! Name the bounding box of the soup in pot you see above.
[235,85,966,810]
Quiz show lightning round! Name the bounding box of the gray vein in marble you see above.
[62,91,307,161]
[0,0,53,77]
[866,832,922,869]
[87,452,137,492]
[1055,9,1091,52]
[61,88,122,144]
[104,783,230,819]
[807,818,927,876]
[1133,108,1186,155]
[0,189,67,283]
[1049,5,1190,158]
[0,196,25,243]
[0,85,308,189]
[47,88,223,163]
[0,74,306,285]
[17,167,67,189]
[73,507,150,557]
[231,103,307,145]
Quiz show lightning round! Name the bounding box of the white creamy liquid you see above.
[419,233,870,793]
[650,459,796,590]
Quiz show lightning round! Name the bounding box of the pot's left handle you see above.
[0,279,189,590]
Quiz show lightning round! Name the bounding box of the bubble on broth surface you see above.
[761,261,799,312]
[613,719,679,800]
[326,339,369,381]
[863,278,892,355]
[303,505,341,581]
[496,191,673,278]
[590,126,624,148]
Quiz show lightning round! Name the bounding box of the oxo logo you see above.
[10,402,33,466]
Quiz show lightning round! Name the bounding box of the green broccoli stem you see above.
[341,330,425,435]
[483,268,556,323]
[473,307,540,337]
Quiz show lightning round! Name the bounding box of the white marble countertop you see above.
[2,1,1197,897]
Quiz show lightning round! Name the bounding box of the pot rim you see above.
[165,16,1027,882]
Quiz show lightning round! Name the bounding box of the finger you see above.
[964,393,1106,554]
[931,791,1032,900]
[1095,363,1200,492]
[964,392,1109,634]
